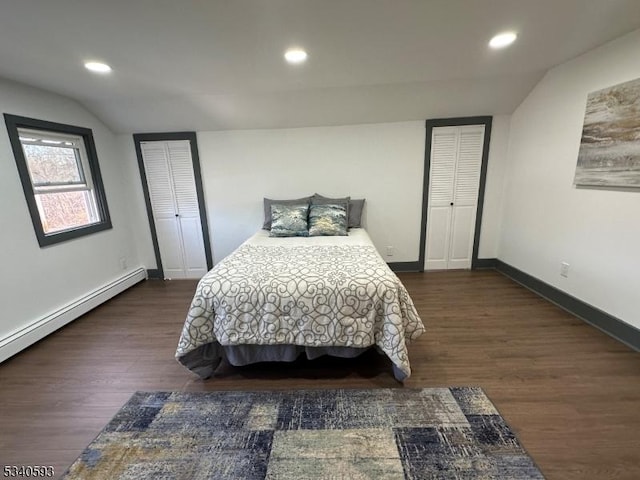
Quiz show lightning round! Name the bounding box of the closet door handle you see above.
[450,202,454,206]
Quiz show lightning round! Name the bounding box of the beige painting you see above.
[575,77,640,188]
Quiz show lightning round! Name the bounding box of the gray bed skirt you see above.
[177,343,407,382]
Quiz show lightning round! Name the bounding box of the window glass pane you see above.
[35,190,98,234]
[22,143,84,186]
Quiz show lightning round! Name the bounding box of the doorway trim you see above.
[133,131,213,279]
[418,116,493,272]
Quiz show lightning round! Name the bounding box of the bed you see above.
[175,198,425,381]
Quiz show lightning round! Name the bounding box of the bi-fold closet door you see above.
[140,139,208,279]
[425,125,485,270]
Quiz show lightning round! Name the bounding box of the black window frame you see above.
[4,114,112,247]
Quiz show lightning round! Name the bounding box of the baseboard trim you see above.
[0,268,147,364]
[388,261,421,272]
[495,260,640,352]
[147,268,162,279]
[390,259,498,272]
[472,258,498,269]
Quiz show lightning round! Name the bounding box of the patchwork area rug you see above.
[62,388,544,479]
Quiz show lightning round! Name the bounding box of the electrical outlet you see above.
[560,261,569,278]
[120,257,127,270]
[386,246,394,257]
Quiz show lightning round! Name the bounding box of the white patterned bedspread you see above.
[175,229,425,379]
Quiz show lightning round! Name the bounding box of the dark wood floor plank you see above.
[0,270,638,479]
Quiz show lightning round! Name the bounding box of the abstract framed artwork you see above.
[574,77,640,188]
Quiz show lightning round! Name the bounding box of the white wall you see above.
[500,29,640,329]
[480,115,510,259]
[0,78,143,343]
[196,122,424,262]
[117,134,158,269]
[189,119,507,264]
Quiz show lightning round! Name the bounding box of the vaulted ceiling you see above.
[1,1,640,133]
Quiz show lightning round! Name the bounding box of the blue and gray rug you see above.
[62,388,544,479]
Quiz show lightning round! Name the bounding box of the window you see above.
[4,114,112,246]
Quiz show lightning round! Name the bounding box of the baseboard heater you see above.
[0,268,147,364]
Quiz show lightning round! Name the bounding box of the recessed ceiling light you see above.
[284,48,308,64]
[84,61,112,73]
[489,31,517,49]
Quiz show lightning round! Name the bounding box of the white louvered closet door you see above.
[141,140,207,279]
[425,125,485,270]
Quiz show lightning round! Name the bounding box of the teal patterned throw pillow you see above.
[269,203,310,237]
[308,204,348,236]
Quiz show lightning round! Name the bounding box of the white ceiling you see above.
[1,0,639,134]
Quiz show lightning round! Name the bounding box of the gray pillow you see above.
[269,203,310,237]
[308,204,348,236]
[263,196,311,229]
[347,198,365,228]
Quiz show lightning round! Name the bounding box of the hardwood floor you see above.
[1,270,638,479]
